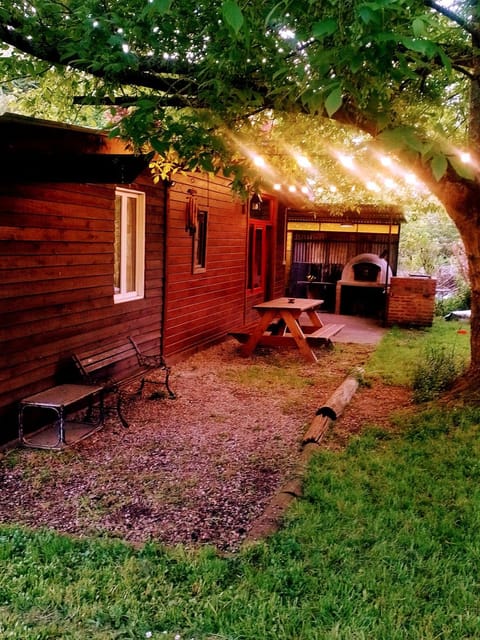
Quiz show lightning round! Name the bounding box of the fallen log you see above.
[316,370,363,420]
[302,414,332,445]
[302,369,363,445]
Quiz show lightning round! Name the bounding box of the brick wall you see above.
[386,276,437,327]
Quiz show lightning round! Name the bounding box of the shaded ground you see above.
[0,338,412,552]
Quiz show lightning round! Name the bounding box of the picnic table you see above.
[237,297,344,363]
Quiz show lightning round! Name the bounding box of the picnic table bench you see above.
[303,323,346,349]
[18,335,175,450]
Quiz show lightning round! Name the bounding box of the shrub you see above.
[435,282,471,316]
[412,344,466,403]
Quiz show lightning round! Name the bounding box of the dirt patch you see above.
[0,339,412,552]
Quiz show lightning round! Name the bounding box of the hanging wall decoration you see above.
[186,188,198,235]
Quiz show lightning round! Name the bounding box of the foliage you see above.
[435,281,471,316]
[412,343,467,402]
[0,0,475,188]
[398,202,462,275]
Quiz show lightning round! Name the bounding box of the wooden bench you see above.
[18,336,175,450]
[73,335,176,414]
[305,323,345,348]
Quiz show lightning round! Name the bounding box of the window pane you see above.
[193,210,207,271]
[247,225,255,289]
[126,197,137,292]
[114,196,121,293]
[114,189,145,303]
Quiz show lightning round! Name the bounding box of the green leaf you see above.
[412,18,426,37]
[401,37,437,57]
[357,5,378,25]
[148,0,173,15]
[324,86,343,117]
[264,1,285,28]
[431,153,448,181]
[448,156,475,181]
[377,127,410,151]
[436,46,452,72]
[222,0,244,34]
[312,19,338,38]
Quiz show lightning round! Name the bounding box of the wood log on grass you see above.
[302,369,363,445]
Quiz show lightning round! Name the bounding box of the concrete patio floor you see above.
[318,312,388,345]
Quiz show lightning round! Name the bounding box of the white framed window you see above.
[114,188,145,303]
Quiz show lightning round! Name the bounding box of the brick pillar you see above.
[386,276,436,327]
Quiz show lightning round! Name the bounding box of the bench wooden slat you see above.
[306,324,345,341]
[78,345,134,371]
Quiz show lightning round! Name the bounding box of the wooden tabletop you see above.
[253,297,324,312]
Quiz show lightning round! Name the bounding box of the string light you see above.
[253,155,266,168]
[295,154,312,169]
[338,154,354,169]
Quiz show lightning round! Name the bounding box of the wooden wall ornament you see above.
[186,189,198,234]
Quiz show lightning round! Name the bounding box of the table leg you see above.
[305,309,324,329]
[279,310,318,363]
[18,404,64,448]
[18,404,25,444]
[57,405,66,445]
[240,309,277,357]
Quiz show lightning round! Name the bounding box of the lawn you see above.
[1,318,478,640]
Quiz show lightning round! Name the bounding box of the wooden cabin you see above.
[0,114,286,443]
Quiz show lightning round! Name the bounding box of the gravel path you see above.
[0,338,392,552]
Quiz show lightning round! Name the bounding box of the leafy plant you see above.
[435,282,471,316]
[412,343,467,403]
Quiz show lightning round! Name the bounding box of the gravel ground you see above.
[0,338,410,552]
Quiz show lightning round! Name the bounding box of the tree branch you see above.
[424,0,480,40]
[73,94,205,108]
[0,23,201,93]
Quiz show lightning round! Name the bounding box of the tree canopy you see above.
[0,0,475,191]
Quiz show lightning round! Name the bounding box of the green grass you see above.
[1,321,479,639]
[365,318,470,387]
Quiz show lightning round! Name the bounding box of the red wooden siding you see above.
[0,175,166,440]
[163,175,286,354]
[163,173,249,358]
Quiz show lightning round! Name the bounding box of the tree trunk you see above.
[428,179,480,390]
[416,7,480,394]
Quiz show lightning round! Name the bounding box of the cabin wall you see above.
[164,173,248,358]
[0,174,166,441]
[0,157,288,443]
[163,174,287,355]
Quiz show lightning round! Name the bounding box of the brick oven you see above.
[335,253,392,316]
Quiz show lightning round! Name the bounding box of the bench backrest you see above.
[72,342,138,383]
